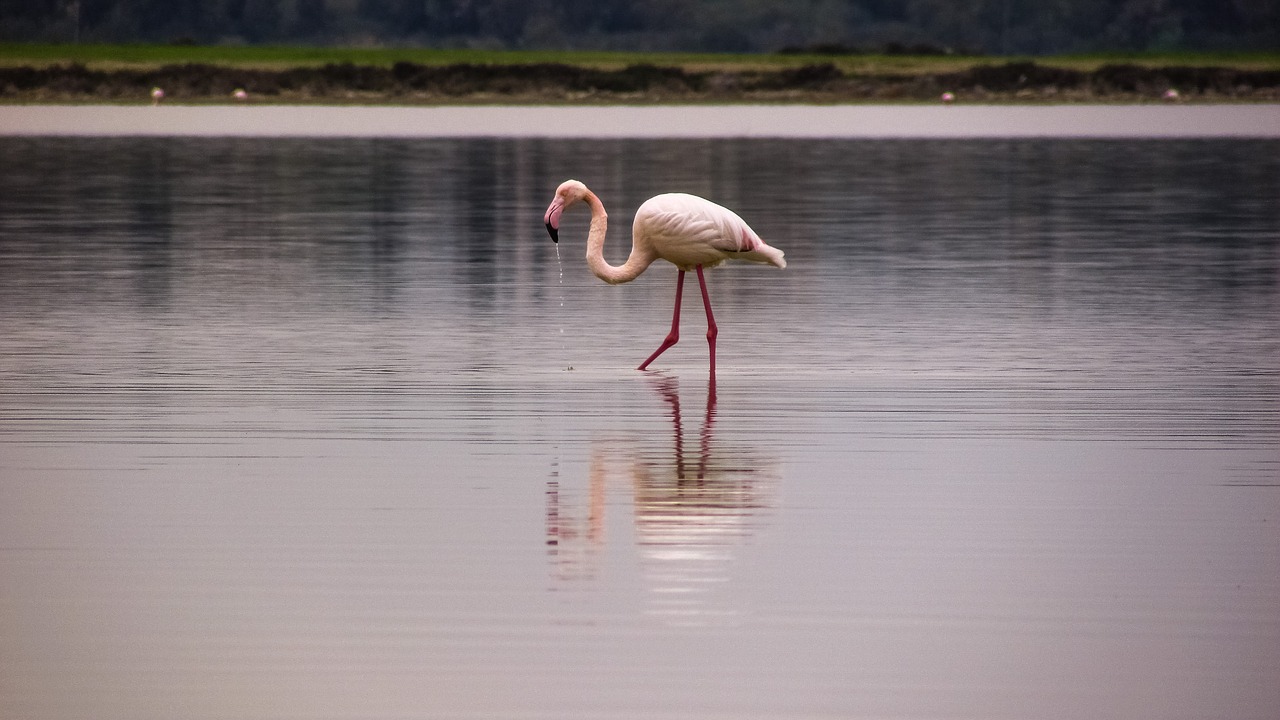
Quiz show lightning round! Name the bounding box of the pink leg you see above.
[638,270,685,370]
[696,265,717,386]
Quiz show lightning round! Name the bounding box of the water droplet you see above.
[555,242,566,357]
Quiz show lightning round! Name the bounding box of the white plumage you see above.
[633,192,786,271]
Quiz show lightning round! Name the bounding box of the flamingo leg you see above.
[696,265,718,386]
[638,270,685,371]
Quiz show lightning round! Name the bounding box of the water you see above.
[4,104,1280,138]
[1,134,1278,720]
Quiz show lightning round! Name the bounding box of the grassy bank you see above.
[2,43,1278,104]
[5,42,1279,72]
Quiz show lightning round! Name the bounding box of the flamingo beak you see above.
[544,200,562,243]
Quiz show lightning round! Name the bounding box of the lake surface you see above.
[1,132,1278,720]
[3,104,1280,138]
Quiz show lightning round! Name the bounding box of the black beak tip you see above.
[545,223,558,243]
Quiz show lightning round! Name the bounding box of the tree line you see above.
[3,0,1277,55]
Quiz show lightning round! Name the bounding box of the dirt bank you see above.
[3,60,1278,103]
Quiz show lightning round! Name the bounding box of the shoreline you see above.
[3,60,1279,106]
[3,104,1278,138]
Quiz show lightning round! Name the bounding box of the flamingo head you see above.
[544,179,590,243]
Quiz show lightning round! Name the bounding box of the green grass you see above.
[0,43,806,70]
[2,42,1277,73]
[1036,50,1280,71]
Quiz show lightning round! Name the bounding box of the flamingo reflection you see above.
[546,374,777,622]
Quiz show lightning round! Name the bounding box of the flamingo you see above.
[543,179,785,383]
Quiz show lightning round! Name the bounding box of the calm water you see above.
[1,135,1278,720]
[5,104,1280,138]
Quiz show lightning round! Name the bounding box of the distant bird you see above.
[940,91,955,103]
[232,88,248,101]
[150,87,164,106]
[544,179,785,382]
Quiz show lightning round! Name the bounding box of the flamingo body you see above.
[633,193,785,272]
[543,179,784,381]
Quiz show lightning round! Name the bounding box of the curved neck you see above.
[583,191,653,285]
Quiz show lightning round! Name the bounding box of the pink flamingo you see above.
[543,179,785,383]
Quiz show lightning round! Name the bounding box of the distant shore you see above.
[3,105,1278,138]
[3,59,1279,104]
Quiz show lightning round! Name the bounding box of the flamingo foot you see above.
[638,332,679,370]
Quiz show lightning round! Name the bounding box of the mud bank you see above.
[3,60,1279,104]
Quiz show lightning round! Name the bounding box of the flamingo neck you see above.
[583,191,653,285]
